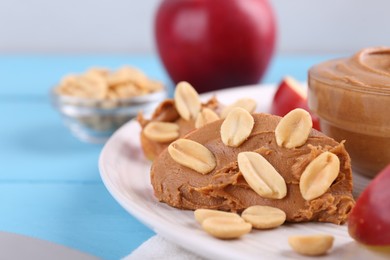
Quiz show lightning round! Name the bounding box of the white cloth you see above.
[124,235,206,260]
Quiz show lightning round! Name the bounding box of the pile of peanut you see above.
[147,82,340,256]
[55,66,163,100]
[54,66,164,133]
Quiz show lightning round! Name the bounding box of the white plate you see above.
[99,85,383,260]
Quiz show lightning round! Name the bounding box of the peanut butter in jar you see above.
[308,47,390,178]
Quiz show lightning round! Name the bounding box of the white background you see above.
[0,0,389,54]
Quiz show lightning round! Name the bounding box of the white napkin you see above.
[124,235,207,260]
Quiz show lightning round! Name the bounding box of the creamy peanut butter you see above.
[151,113,355,224]
[308,47,390,177]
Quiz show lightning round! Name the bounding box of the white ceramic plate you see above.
[99,85,383,260]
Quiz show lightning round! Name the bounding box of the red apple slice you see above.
[270,76,307,116]
[348,164,390,246]
[270,76,320,130]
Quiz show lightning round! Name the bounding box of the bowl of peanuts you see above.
[51,66,167,143]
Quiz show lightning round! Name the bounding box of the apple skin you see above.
[348,164,390,246]
[155,0,276,93]
[270,77,320,130]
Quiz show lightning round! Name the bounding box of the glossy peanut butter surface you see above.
[308,47,390,177]
[310,47,390,92]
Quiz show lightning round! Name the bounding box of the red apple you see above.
[348,164,390,246]
[154,0,276,93]
[270,76,320,130]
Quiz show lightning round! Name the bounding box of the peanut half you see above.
[194,209,241,224]
[275,108,312,149]
[174,81,201,121]
[195,108,220,128]
[201,217,252,239]
[220,107,254,147]
[288,234,334,256]
[220,98,257,119]
[168,139,216,174]
[241,205,286,229]
[143,122,179,143]
[299,151,340,201]
[237,152,287,199]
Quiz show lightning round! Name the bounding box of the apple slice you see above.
[270,76,307,116]
[348,164,390,246]
[270,76,320,130]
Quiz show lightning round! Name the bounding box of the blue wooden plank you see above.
[0,100,104,180]
[0,182,154,260]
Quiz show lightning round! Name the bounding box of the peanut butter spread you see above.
[151,113,355,224]
[308,47,390,177]
[310,47,390,91]
[137,97,222,160]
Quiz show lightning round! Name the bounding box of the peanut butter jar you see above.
[308,47,390,178]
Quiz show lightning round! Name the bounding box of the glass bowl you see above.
[308,47,390,178]
[51,89,167,143]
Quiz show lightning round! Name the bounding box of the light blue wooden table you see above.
[0,54,337,259]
